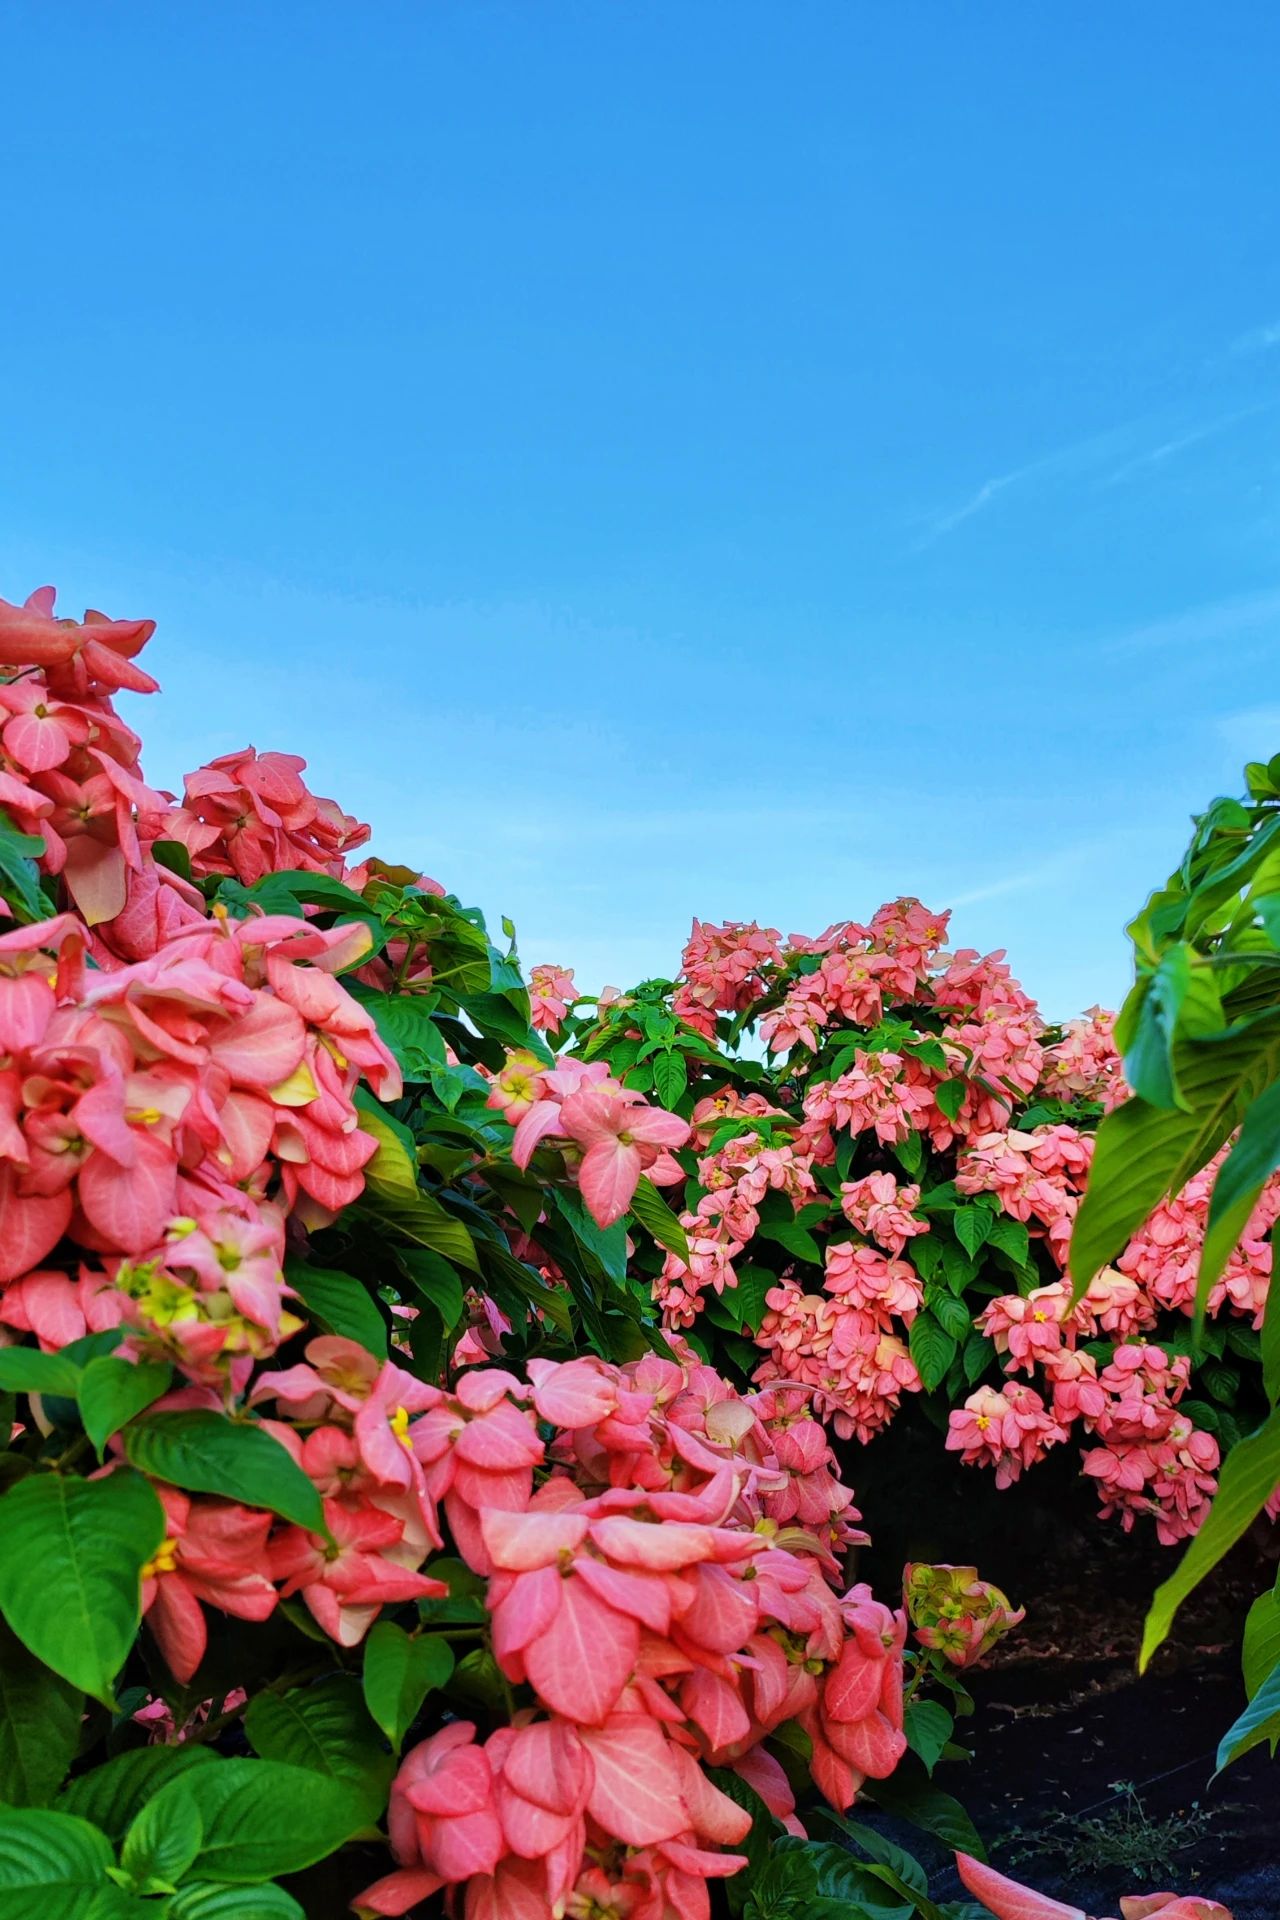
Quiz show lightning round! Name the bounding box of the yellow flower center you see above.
[389,1405,413,1449]
[142,1537,179,1579]
[975,1414,991,1431]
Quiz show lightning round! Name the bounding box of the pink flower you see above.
[140,1487,277,1682]
[557,1084,690,1228]
[529,964,576,1031]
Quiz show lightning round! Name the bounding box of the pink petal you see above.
[524,1575,637,1723]
[577,1137,642,1228]
[0,1170,72,1281]
[954,1854,1087,1920]
[580,1715,687,1846]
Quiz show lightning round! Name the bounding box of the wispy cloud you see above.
[914,397,1278,548]
[910,421,1136,549]
[1230,320,1280,356]
[1104,587,1280,655]
[941,839,1101,911]
[1101,401,1276,487]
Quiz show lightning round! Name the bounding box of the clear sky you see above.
[3,1,1278,1019]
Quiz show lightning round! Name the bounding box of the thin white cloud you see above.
[1230,321,1280,356]
[1104,587,1280,655]
[914,397,1278,548]
[1101,401,1276,486]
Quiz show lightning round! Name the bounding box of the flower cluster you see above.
[351,1350,908,1920]
[486,1052,689,1227]
[0,907,399,1366]
[904,1562,1025,1668]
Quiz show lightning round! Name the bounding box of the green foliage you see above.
[122,1413,326,1532]
[0,1471,164,1704]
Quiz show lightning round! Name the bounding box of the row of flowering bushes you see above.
[519,918,1276,1552]
[0,584,1250,1919]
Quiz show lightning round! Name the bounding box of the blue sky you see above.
[3,1,1278,1019]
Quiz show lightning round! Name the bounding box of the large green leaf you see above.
[356,1104,480,1272]
[362,1621,455,1751]
[859,1766,987,1860]
[167,1885,304,1920]
[78,1358,172,1458]
[1194,1076,1280,1323]
[1070,1008,1280,1294]
[0,1619,82,1807]
[1141,1406,1280,1669]
[154,1757,369,1882]
[1122,944,1221,1110]
[58,1748,219,1842]
[630,1175,691,1264]
[395,1246,465,1333]
[123,1413,325,1532]
[908,1313,957,1393]
[0,1349,81,1398]
[0,1470,164,1704]
[245,1675,391,1817]
[348,987,448,1080]
[284,1260,388,1357]
[1242,1586,1280,1697]
[0,1808,114,1919]
[1216,1654,1280,1771]
[120,1783,202,1892]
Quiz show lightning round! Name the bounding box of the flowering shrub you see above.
[531,911,1276,1551]
[0,588,1001,1919]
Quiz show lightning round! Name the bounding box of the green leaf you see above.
[928,1288,973,1343]
[244,1676,391,1819]
[653,1050,688,1109]
[755,1218,824,1265]
[167,1885,304,1920]
[78,1359,172,1458]
[0,1619,82,1808]
[0,1807,114,1918]
[362,1622,455,1751]
[0,1349,81,1398]
[1216,1654,1280,1771]
[554,1188,629,1285]
[952,1208,994,1260]
[908,1313,957,1393]
[986,1215,1030,1266]
[1141,1405,1280,1669]
[0,809,52,923]
[1123,944,1220,1109]
[1243,1587,1280,1698]
[0,1470,164,1704]
[123,1413,325,1532]
[904,1698,953,1776]
[860,1767,987,1860]
[348,987,448,1079]
[629,1175,691,1263]
[719,1266,777,1336]
[357,1104,480,1272]
[394,1246,466,1334]
[1195,1076,1280,1325]
[120,1785,202,1893]
[151,838,193,882]
[1070,1007,1280,1295]
[58,1749,218,1842]
[933,1079,967,1123]
[171,1758,371,1882]
[283,1260,387,1358]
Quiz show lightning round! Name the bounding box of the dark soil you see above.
[849,1438,1280,1919]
